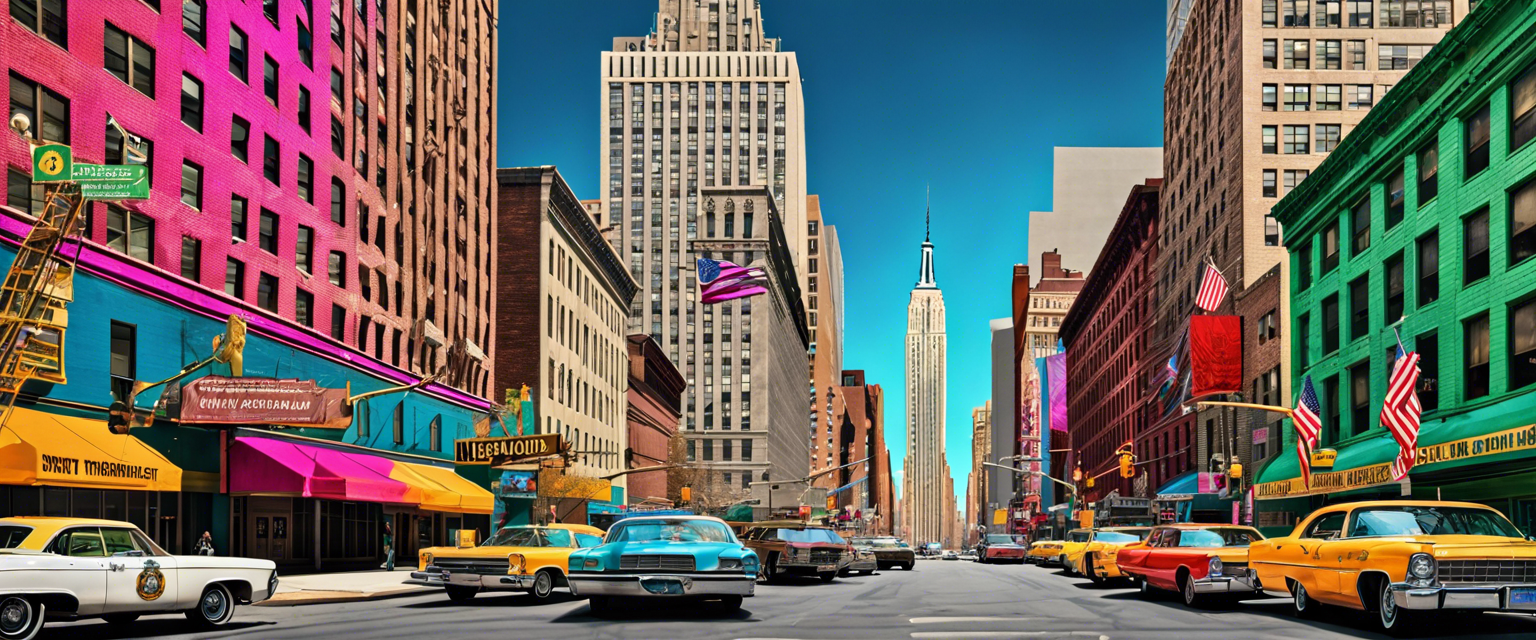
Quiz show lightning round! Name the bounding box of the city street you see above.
[35,559,1536,640]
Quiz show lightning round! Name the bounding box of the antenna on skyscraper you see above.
[925,185,930,243]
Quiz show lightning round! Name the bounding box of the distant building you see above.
[904,215,947,545]
[625,335,685,505]
[1028,147,1162,285]
[988,319,1016,521]
[970,401,992,535]
[825,370,891,534]
[808,196,846,486]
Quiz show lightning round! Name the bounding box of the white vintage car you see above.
[0,517,277,639]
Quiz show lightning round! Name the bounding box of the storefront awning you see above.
[0,406,181,492]
[1154,471,1228,512]
[230,436,491,513]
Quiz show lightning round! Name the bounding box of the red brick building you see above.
[1058,180,1161,502]
[826,370,893,534]
[625,334,684,504]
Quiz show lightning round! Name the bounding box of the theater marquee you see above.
[454,434,563,465]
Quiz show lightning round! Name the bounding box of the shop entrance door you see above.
[249,498,292,563]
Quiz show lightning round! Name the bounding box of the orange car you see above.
[409,523,605,601]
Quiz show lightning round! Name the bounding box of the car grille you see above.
[1437,560,1536,584]
[619,554,696,571]
[1220,562,1248,576]
[432,558,507,575]
[807,549,842,564]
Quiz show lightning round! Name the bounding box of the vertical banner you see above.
[1190,315,1243,398]
[1035,357,1051,434]
[1046,354,1068,433]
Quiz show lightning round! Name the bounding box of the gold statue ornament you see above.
[210,315,248,377]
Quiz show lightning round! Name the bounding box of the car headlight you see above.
[719,558,742,570]
[1209,557,1223,576]
[507,553,525,575]
[1408,553,1435,585]
[420,552,432,570]
[583,557,600,569]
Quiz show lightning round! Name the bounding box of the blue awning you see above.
[1156,472,1198,497]
[831,476,868,495]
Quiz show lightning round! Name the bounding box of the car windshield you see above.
[483,527,573,548]
[778,528,846,544]
[1068,531,1090,542]
[854,538,902,548]
[1177,528,1261,547]
[0,526,32,549]
[1349,506,1524,538]
[1095,532,1141,544]
[985,534,1019,544]
[609,519,734,543]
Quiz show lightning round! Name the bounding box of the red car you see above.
[1115,523,1267,608]
[975,533,1028,564]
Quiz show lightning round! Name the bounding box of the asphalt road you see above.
[37,559,1536,639]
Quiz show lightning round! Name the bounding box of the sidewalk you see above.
[257,567,434,606]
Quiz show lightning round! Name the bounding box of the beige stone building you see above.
[1023,251,1086,360]
[970,402,992,534]
[904,224,948,545]
[1028,148,1163,284]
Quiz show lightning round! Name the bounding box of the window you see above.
[105,205,153,264]
[1284,125,1309,154]
[1258,309,1279,343]
[298,19,313,68]
[1349,275,1370,340]
[1324,220,1340,272]
[1263,40,1277,68]
[1263,0,1278,26]
[1385,252,1404,323]
[259,209,278,254]
[1349,84,1373,110]
[1378,44,1432,70]
[229,25,248,82]
[182,0,204,45]
[1347,40,1367,69]
[1299,313,1313,369]
[102,123,152,178]
[180,236,200,281]
[1317,85,1342,111]
[231,194,247,241]
[1324,374,1341,444]
[1322,294,1340,354]
[1265,212,1281,246]
[298,86,312,133]
[110,321,135,398]
[1347,1,1373,27]
[11,0,67,48]
[1511,178,1536,266]
[297,154,314,203]
[1316,40,1341,69]
[180,74,203,131]
[1417,232,1439,307]
[258,273,278,312]
[9,73,70,143]
[1316,0,1342,26]
[180,160,201,209]
[328,251,346,287]
[230,115,250,162]
[1465,313,1490,400]
[330,68,344,104]
[1283,0,1309,26]
[1350,360,1370,436]
[7,168,43,216]
[225,258,245,298]
[392,404,404,445]
[1379,0,1451,27]
[1284,169,1309,195]
[296,226,314,272]
[263,135,280,184]
[1385,168,1405,228]
[1316,124,1342,153]
[1262,85,1278,112]
[330,303,345,340]
[1262,126,1278,154]
[701,439,712,461]
[1417,140,1439,204]
[104,23,155,98]
[722,439,732,461]
[263,56,279,106]
[1416,330,1439,412]
[1464,208,1489,284]
[330,115,343,157]
[1284,84,1309,111]
[1284,39,1310,69]
[1298,240,1314,289]
[1263,170,1277,197]
[292,288,314,328]
[1351,198,1371,254]
[1465,104,1491,178]
[1514,61,1536,151]
[330,178,345,225]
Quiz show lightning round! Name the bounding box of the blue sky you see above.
[498,0,1165,509]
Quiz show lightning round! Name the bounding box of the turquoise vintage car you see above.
[567,515,759,615]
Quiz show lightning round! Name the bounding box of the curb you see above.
[255,586,434,607]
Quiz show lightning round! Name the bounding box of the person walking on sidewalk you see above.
[195,531,215,556]
[381,522,395,571]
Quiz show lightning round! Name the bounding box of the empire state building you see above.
[903,217,947,544]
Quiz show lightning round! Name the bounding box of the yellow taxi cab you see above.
[1249,500,1536,634]
[1027,539,1064,566]
[408,523,605,602]
[1068,527,1151,583]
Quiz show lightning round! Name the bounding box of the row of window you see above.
[1261,124,1345,155]
[1261,83,1375,111]
[685,438,756,463]
[1261,0,1453,29]
[1263,39,1433,72]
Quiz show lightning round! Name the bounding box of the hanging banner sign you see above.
[31,144,72,182]
[455,434,563,465]
[1190,315,1243,398]
[178,377,350,428]
[1254,423,1536,500]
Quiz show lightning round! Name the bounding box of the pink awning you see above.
[230,437,416,504]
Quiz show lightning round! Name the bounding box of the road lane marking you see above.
[909,617,1034,624]
[910,633,1108,639]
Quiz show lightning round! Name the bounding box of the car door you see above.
[1297,511,1347,600]
[43,527,110,616]
[102,527,178,614]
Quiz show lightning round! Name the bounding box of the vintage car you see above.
[1065,527,1151,582]
[1027,540,1064,565]
[408,523,605,601]
[741,520,852,582]
[1116,523,1266,607]
[850,536,915,571]
[975,533,1028,564]
[1080,529,1153,584]
[0,517,277,640]
[844,546,878,575]
[1248,500,1536,634]
[1058,529,1093,574]
[566,515,757,615]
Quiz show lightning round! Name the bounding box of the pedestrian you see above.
[381,522,394,571]
[195,531,215,556]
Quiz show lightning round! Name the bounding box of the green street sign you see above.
[73,164,149,200]
[31,144,72,182]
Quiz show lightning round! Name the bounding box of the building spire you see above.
[925,184,930,242]
[917,186,937,289]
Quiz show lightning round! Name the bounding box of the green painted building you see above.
[1255,0,1536,535]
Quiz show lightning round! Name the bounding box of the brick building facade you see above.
[625,334,684,504]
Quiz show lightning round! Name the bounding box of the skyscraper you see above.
[904,216,946,544]
[603,1,810,493]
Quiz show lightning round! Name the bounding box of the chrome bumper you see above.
[1192,571,1262,594]
[1391,582,1536,611]
[567,572,756,597]
[407,567,535,590]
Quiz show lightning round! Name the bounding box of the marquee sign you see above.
[1254,423,1536,500]
[455,434,563,465]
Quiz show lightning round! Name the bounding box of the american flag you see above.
[1293,375,1323,488]
[1382,345,1423,481]
[696,257,768,305]
[1195,262,1230,312]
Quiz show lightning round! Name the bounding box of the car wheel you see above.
[838,567,850,578]
[445,585,477,601]
[1086,559,1103,585]
[0,596,43,640]
[1291,580,1316,618]
[714,595,744,612]
[529,570,556,600]
[103,614,141,624]
[902,563,914,571]
[1180,574,1200,608]
[185,583,235,628]
[1137,577,1154,597]
[1377,578,1418,635]
[819,571,837,582]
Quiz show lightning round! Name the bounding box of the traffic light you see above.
[1072,467,1083,482]
[680,486,692,503]
[1086,477,1095,488]
[1119,453,1135,478]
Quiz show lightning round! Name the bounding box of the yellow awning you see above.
[0,407,181,492]
[389,461,493,514]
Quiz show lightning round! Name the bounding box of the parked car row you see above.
[1027,500,1536,636]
